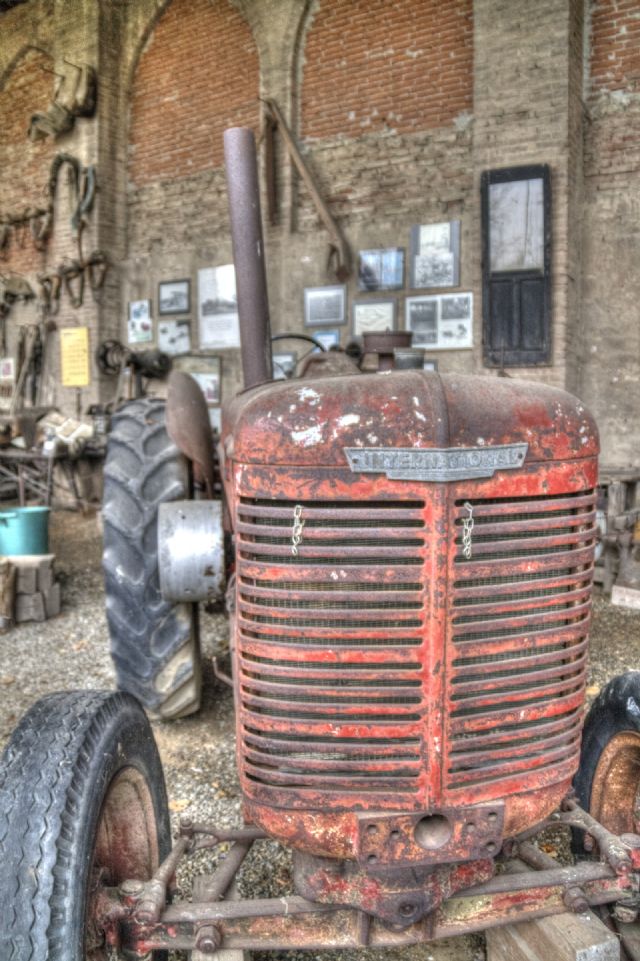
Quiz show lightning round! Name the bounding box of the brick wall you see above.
[128,0,260,186]
[0,47,57,276]
[301,0,473,140]
[590,0,640,94]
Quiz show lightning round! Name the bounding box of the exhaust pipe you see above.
[223,127,273,389]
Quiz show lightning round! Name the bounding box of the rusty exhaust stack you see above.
[224,127,273,389]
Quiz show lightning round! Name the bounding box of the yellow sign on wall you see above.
[60,327,90,387]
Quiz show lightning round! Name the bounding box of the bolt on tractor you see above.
[2,127,640,960]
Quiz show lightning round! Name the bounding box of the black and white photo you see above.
[405,293,472,350]
[410,221,460,289]
[304,285,346,326]
[357,248,404,292]
[198,265,240,348]
[406,297,438,346]
[158,279,190,315]
[441,294,472,321]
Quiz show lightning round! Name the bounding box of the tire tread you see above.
[102,397,200,716]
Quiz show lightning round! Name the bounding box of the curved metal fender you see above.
[158,500,225,603]
[166,370,217,496]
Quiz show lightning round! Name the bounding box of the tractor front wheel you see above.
[575,671,640,837]
[574,672,640,959]
[0,690,171,960]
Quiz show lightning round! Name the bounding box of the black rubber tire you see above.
[103,397,202,718]
[574,671,640,816]
[0,690,171,960]
[574,673,640,960]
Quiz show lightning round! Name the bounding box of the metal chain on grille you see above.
[461,501,474,559]
[291,504,305,556]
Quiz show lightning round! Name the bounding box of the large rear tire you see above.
[103,397,202,718]
[0,690,171,960]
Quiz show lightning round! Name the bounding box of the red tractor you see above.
[1,128,640,960]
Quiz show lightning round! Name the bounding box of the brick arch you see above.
[0,46,57,273]
[128,0,260,186]
[301,0,473,140]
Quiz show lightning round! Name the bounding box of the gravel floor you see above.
[0,510,638,961]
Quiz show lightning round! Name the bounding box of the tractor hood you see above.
[222,371,599,467]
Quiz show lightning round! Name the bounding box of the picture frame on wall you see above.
[357,248,404,292]
[198,265,240,349]
[157,318,191,356]
[352,299,396,336]
[273,352,297,380]
[172,354,222,404]
[127,299,152,344]
[128,299,151,322]
[409,221,460,289]
[311,328,341,351]
[158,279,190,315]
[303,285,346,326]
[405,293,472,350]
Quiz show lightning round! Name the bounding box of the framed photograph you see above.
[172,354,222,404]
[209,407,222,432]
[158,318,191,356]
[405,293,472,350]
[189,356,222,405]
[358,248,404,292]
[128,298,151,321]
[0,358,15,381]
[352,299,396,336]
[158,279,190,315]
[312,328,341,351]
[198,265,240,348]
[273,352,297,380]
[127,312,153,345]
[192,370,221,405]
[304,285,346,326]
[409,221,460,289]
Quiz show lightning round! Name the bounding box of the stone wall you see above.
[578,0,640,465]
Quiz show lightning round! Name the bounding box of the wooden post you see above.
[0,555,15,630]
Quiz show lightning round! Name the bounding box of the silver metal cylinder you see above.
[158,500,225,603]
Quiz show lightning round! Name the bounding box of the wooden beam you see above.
[486,910,620,961]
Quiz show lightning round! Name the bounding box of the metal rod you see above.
[518,841,565,871]
[134,836,191,923]
[462,860,616,896]
[196,841,252,901]
[163,895,336,924]
[190,824,266,842]
[560,801,633,871]
[264,99,351,280]
[223,127,272,390]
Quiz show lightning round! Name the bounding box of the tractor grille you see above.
[446,491,596,793]
[235,487,596,809]
[236,498,427,802]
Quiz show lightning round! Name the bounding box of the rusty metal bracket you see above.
[356,804,505,867]
[263,98,351,282]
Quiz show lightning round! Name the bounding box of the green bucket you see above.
[0,507,50,556]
